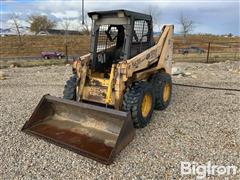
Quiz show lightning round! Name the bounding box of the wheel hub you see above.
[141,93,152,118]
[163,83,170,102]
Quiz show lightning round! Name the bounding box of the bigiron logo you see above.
[180,161,238,179]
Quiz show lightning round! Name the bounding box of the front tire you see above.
[63,75,77,100]
[123,81,155,128]
[150,72,172,110]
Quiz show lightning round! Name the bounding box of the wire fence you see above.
[0,35,90,62]
[0,35,239,63]
[173,41,240,63]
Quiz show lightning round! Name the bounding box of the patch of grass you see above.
[1,34,239,65]
[0,35,90,57]
[1,34,239,58]
[173,52,240,63]
[0,59,67,69]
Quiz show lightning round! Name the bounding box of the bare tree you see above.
[79,12,91,35]
[146,5,162,31]
[61,18,72,43]
[178,14,194,41]
[10,13,22,44]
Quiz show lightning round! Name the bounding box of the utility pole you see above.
[82,0,84,25]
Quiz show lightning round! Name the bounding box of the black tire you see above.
[63,75,77,100]
[150,72,172,110]
[123,81,155,128]
[44,56,48,60]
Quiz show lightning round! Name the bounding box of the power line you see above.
[173,83,240,92]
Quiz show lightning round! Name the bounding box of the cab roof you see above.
[88,9,152,21]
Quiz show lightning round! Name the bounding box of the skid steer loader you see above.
[22,10,174,164]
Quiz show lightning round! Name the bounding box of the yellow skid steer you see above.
[22,10,174,164]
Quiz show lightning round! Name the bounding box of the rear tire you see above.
[123,81,155,128]
[63,75,77,100]
[150,72,172,110]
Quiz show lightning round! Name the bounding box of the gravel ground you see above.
[0,61,240,179]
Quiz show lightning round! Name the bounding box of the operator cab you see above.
[88,10,155,76]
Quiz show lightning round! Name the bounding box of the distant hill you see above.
[0,26,34,36]
[0,27,82,36]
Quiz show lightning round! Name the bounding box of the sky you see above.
[0,0,239,35]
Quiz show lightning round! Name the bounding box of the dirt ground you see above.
[0,61,239,179]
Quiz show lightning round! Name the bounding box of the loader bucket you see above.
[22,95,135,164]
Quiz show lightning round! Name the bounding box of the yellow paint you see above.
[141,93,152,118]
[91,77,109,86]
[163,83,170,102]
[91,72,105,78]
[105,64,116,104]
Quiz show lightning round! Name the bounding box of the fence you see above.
[0,35,90,62]
[0,35,239,63]
[173,41,240,63]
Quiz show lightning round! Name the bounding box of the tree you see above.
[61,18,72,43]
[146,5,162,31]
[79,12,91,35]
[61,18,71,34]
[10,13,22,44]
[28,15,56,34]
[178,14,194,41]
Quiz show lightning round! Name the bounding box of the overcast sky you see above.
[1,0,239,35]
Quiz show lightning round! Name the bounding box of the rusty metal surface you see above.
[22,95,135,164]
[82,86,107,104]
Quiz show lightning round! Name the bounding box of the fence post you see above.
[234,44,237,61]
[65,44,68,63]
[206,42,211,63]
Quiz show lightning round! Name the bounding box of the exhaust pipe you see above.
[22,95,135,164]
